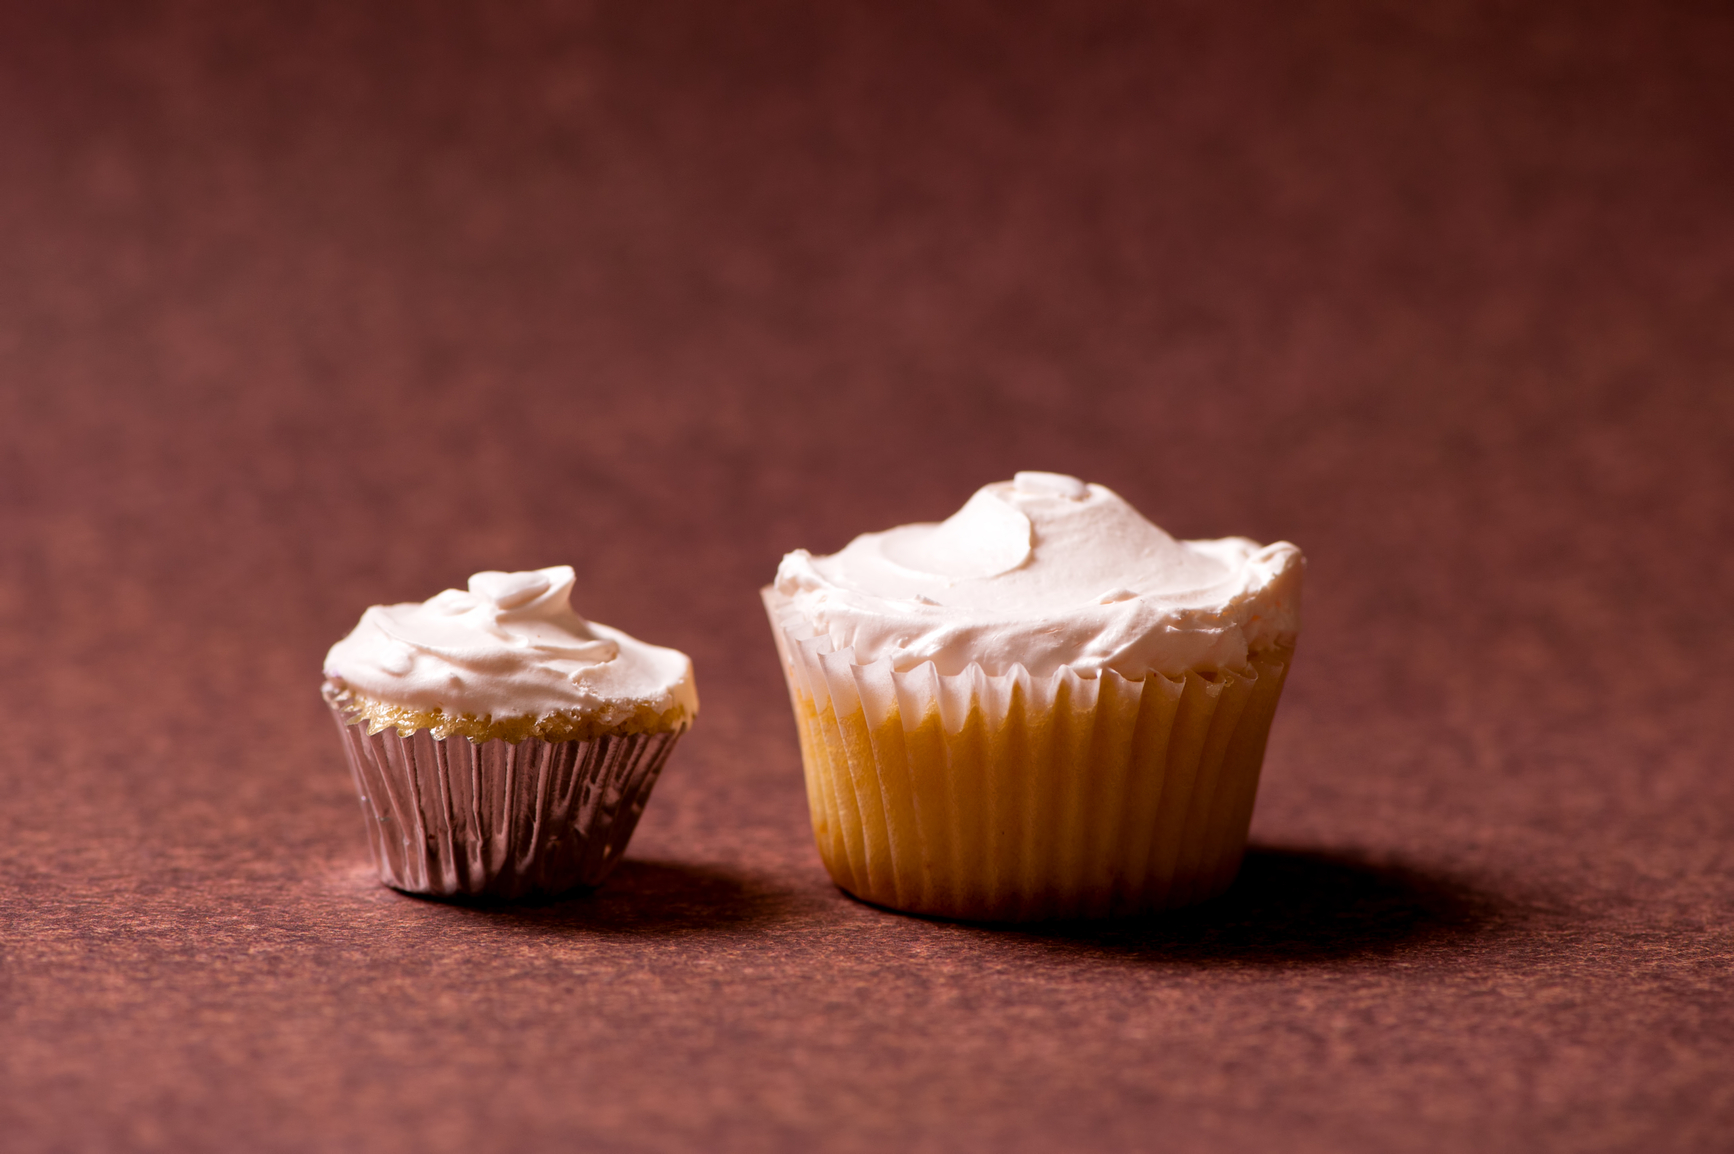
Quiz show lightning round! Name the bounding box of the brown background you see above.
[3,2,1732,1151]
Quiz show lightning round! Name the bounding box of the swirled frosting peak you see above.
[773,473,1301,678]
[324,566,697,732]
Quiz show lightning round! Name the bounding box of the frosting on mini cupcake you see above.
[773,472,1301,678]
[324,566,698,725]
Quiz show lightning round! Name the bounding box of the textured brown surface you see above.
[3,2,1732,1151]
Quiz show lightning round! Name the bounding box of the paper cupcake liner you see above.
[324,682,684,899]
[764,589,1293,921]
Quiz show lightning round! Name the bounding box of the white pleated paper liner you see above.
[763,587,1294,921]
[323,682,685,899]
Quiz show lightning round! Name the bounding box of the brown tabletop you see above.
[3,2,1732,1151]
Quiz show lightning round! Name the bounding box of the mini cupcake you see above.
[763,472,1301,921]
[323,566,697,899]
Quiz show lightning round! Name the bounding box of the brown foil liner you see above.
[324,682,685,899]
[764,588,1294,922]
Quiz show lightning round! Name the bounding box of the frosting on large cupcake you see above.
[773,472,1301,678]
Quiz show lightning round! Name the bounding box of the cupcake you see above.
[763,472,1301,921]
[323,566,697,899]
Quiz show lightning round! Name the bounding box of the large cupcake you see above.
[323,566,697,899]
[763,472,1301,921]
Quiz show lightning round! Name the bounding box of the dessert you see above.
[323,566,697,899]
[763,472,1301,921]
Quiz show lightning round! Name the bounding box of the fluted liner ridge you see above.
[326,693,684,899]
[764,588,1292,921]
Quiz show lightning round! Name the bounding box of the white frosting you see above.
[773,472,1302,678]
[324,566,698,720]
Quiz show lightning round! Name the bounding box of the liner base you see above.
[766,587,1292,923]
[327,697,684,900]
